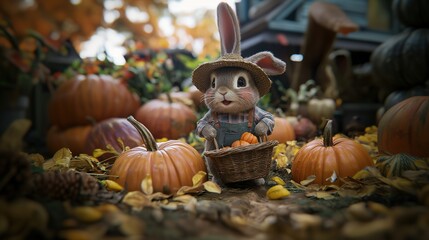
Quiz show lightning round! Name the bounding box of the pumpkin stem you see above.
[127,116,158,151]
[166,92,173,104]
[323,119,334,147]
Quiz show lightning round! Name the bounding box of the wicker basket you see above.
[204,138,278,183]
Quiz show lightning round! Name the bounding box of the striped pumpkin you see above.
[375,153,428,178]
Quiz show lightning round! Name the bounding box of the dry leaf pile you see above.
[1,121,429,239]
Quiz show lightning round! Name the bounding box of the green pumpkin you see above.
[375,153,429,178]
[383,86,429,111]
[371,28,429,90]
[393,0,429,27]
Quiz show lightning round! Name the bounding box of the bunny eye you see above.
[236,76,248,88]
[211,77,216,88]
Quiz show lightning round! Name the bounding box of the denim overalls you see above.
[212,109,255,147]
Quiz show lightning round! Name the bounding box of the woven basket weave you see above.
[204,138,278,183]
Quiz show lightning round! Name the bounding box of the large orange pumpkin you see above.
[134,98,197,140]
[378,96,429,157]
[46,125,92,155]
[267,117,296,143]
[109,116,207,193]
[291,120,373,186]
[48,74,140,128]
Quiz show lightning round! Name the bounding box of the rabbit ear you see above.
[217,2,240,56]
[246,51,286,75]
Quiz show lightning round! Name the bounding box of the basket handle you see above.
[213,138,220,150]
[212,134,268,150]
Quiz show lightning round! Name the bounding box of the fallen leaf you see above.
[203,181,222,193]
[122,191,150,211]
[69,206,103,223]
[290,213,322,229]
[173,194,197,204]
[275,153,289,169]
[141,175,153,195]
[103,180,123,192]
[300,175,316,186]
[342,218,394,239]
[147,192,171,201]
[305,191,335,200]
[326,171,337,183]
[192,171,207,186]
[176,184,204,196]
[266,185,291,200]
[271,176,286,186]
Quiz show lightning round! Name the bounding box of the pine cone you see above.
[0,151,33,200]
[32,170,101,202]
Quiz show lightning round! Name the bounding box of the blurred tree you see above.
[0,0,219,59]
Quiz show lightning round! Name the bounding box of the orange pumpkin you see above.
[291,120,373,186]
[46,125,92,155]
[48,74,140,128]
[240,132,258,144]
[231,140,251,147]
[378,96,429,157]
[267,117,296,143]
[109,116,207,193]
[134,98,197,140]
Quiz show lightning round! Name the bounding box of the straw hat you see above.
[192,53,272,96]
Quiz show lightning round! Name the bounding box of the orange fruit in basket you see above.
[231,140,251,147]
[240,132,258,144]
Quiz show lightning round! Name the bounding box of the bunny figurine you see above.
[192,2,286,185]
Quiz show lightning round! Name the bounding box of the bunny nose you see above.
[218,87,228,95]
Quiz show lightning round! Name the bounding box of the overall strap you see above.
[212,112,220,128]
[247,108,254,129]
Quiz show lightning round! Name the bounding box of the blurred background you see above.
[2,0,427,155]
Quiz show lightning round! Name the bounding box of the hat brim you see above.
[192,58,272,96]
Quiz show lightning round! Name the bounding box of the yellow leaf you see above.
[122,191,150,211]
[271,176,286,185]
[306,191,335,200]
[92,148,112,158]
[53,148,72,167]
[176,184,203,196]
[266,185,290,200]
[173,194,197,204]
[141,175,153,195]
[275,153,289,169]
[147,192,172,201]
[70,206,103,223]
[103,180,123,192]
[192,171,207,187]
[156,138,168,143]
[272,143,286,159]
[203,181,222,194]
[352,168,373,180]
[300,175,316,186]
